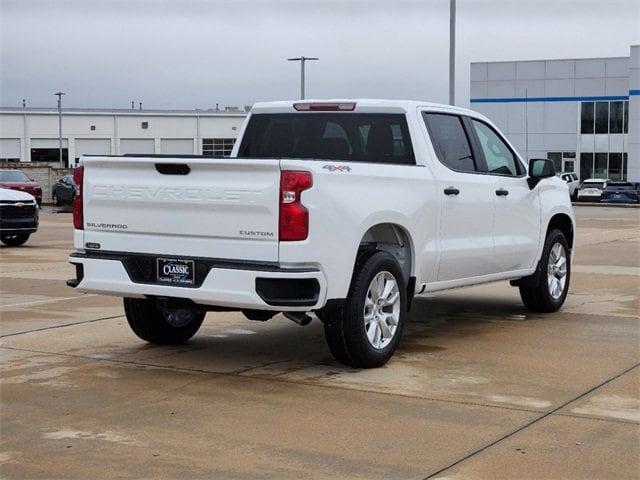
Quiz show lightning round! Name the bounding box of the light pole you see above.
[287,56,318,100]
[54,92,65,168]
[449,0,456,106]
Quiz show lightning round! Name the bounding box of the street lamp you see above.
[54,92,65,168]
[449,0,456,106]
[287,56,319,100]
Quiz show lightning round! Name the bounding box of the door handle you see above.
[444,187,460,196]
[495,188,509,196]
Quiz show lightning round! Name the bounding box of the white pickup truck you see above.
[68,99,575,368]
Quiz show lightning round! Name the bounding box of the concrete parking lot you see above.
[1,207,638,479]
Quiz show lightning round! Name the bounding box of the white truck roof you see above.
[250,99,485,119]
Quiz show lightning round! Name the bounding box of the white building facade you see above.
[0,108,247,166]
[470,45,639,182]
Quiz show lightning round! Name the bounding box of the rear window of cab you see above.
[238,113,415,165]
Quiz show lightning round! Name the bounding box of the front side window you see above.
[422,113,476,172]
[470,119,521,176]
[238,113,415,164]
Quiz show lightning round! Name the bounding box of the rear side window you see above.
[238,113,415,165]
[423,113,476,172]
[470,119,522,176]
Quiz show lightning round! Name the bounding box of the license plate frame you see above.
[156,258,195,286]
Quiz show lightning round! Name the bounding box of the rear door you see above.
[465,117,541,272]
[81,156,281,262]
[422,112,498,281]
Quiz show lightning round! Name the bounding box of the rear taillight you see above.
[73,165,84,230]
[279,171,312,241]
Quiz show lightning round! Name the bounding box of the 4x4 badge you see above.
[322,165,351,172]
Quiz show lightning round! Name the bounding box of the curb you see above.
[572,202,640,208]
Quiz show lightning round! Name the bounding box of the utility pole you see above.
[449,0,456,106]
[287,56,319,100]
[525,88,529,162]
[54,92,65,168]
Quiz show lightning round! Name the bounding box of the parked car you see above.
[0,170,42,205]
[52,174,77,206]
[577,178,609,202]
[67,99,575,368]
[559,172,579,201]
[600,181,640,204]
[0,187,39,246]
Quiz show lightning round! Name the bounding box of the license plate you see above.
[156,258,195,285]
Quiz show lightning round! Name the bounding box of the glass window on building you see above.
[563,152,576,173]
[623,101,629,134]
[547,152,562,172]
[580,153,594,180]
[580,102,594,134]
[608,153,623,180]
[595,102,609,134]
[581,100,629,135]
[609,101,624,134]
[202,138,235,157]
[594,152,608,177]
[547,152,575,173]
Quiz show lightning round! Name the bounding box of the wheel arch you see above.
[546,213,574,250]
[357,222,414,286]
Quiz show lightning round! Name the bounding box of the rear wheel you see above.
[53,192,60,206]
[519,229,570,313]
[123,298,205,344]
[323,251,406,368]
[1,233,30,247]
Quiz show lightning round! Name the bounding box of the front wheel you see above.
[123,298,205,344]
[1,232,30,247]
[323,251,407,368]
[519,229,570,312]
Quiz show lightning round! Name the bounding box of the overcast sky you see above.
[1,0,638,110]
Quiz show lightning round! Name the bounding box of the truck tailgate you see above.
[80,156,280,262]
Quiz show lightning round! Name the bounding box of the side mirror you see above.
[527,158,555,189]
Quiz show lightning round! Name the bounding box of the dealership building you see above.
[470,44,639,182]
[0,107,247,165]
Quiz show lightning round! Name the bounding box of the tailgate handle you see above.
[155,163,190,175]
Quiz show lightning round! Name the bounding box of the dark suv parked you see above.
[52,175,77,206]
[600,182,640,204]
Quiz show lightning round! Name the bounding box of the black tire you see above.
[123,297,205,344]
[52,192,60,206]
[323,251,407,368]
[1,233,30,247]
[519,229,570,313]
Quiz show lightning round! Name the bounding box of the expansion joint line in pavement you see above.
[0,315,124,338]
[422,362,640,480]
